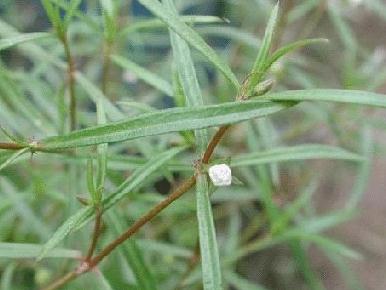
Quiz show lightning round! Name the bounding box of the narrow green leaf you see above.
[0,148,29,173]
[75,72,124,120]
[111,55,173,96]
[86,158,96,201]
[103,146,185,210]
[41,0,64,35]
[137,0,239,88]
[0,33,51,51]
[196,173,222,290]
[99,0,116,40]
[325,251,365,290]
[96,89,108,194]
[49,0,98,30]
[97,273,116,290]
[1,178,51,240]
[36,207,90,261]
[299,210,355,234]
[272,180,318,234]
[264,38,329,72]
[38,147,184,260]
[0,242,80,259]
[346,127,373,209]
[99,0,114,16]
[117,101,156,113]
[41,100,292,149]
[225,271,267,290]
[63,0,82,28]
[246,2,279,94]
[290,240,325,290]
[108,211,158,290]
[120,16,224,35]
[302,234,361,259]
[198,26,260,48]
[231,144,363,167]
[0,262,16,290]
[165,0,208,151]
[136,239,192,258]
[264,89,386,107]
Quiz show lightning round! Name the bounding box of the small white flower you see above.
[208,164,232,186]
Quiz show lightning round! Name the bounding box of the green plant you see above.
[1,0,385,290]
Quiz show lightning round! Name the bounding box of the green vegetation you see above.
[1,0,385,289]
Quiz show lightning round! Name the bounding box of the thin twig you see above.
[41,120,231,290]
[202,125,230,164]
[40,271,78,290]
[0,142,26,150]
[85,206,103,261]
[88,175,197,267]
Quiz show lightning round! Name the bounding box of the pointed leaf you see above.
[231,144,363,167]
[0,243,80,259]
[264,89,386,107]
[111,55,173,96]
[265,38,329,71]
[137,0,239,88]
[38,147,184,259]
[0,148,29,173]
[246,2,279,94]
[196,173,223,290]
[0,33,51,51]
[41,100,292,149]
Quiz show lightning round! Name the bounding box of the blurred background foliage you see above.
[0,0,386,289]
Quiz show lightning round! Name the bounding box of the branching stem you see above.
[40,123,231,290]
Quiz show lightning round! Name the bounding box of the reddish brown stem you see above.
[201,125,230,164]
[0,142,26,150]
[85,206,103,261]
[88,175,196,267]
[40,271,78,290]
[41,123,229,290]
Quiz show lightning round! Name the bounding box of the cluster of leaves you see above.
[0,0,386,290]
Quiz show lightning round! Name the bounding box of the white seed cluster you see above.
[208,164,232,186]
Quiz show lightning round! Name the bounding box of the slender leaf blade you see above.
[196,173,223,290]
[247,2,279,94]
[0,148,29,173]
[264,89,386,107]
[0,33,51,51]
[38,147,185,260]
[41,100,292,149]
[137,0,239,88]
[0,243,80,259]
[231,144,363,167]
[265,38,329,71]
[111,55,173,96]
[108,211,158,290]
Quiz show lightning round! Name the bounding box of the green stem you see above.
[61,33,77,131]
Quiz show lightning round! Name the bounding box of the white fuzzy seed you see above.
[208,164,232,186]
